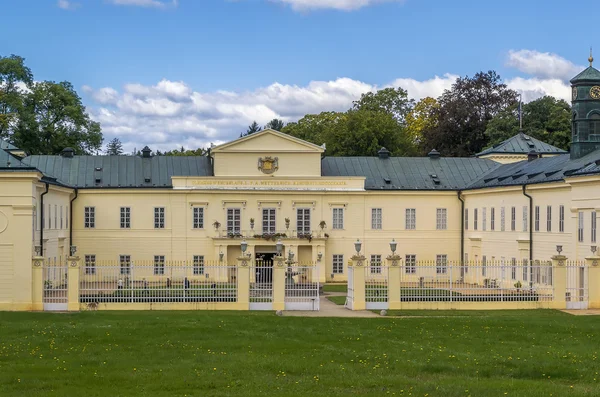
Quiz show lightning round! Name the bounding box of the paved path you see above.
[282,292,380,318]
[561,309,600,315]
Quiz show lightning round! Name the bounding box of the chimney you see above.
[428,149,441,159]
[378,147,390,159]
[527,150,538,162]
[141,146,152,158]
[60,148,75,158]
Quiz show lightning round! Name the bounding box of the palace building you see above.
[1,57,600,310]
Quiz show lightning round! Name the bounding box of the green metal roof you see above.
[22,154,213,188]
[0,140,19,151]
[0,139,35,171]
[321,156,500,190]
[477,133,567,157]
[570,66,600,84]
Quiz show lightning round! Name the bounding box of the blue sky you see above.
[0,0,596,151]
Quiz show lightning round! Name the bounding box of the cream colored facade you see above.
[1,129,600,310]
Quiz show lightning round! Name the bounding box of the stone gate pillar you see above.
[348,255,366,311]
[387,254,402,310]
[236,256,251,309]
[67,256,80,311]
[32,257,44,311]
[586,254,600,309]
[551,255,567,309]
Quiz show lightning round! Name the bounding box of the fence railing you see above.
[215,229,328,240]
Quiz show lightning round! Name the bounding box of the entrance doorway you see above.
[255,252,274,283]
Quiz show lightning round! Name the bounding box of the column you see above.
[387,254,402,310]
[272,255,286,311]
[236,256,251,309]
[586,255,600,309]
[67,256,80,311]
[349,255,366,311]
[31,257,44,311]
[551,255,567,309]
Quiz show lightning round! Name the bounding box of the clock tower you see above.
[571,51,600,159]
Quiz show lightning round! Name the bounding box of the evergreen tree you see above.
[105,137,124,155]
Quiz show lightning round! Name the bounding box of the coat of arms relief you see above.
[258,156,279,174]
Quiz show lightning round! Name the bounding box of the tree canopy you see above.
[265,118,285,131]
[0,54,102,155]
[105,137,124,155]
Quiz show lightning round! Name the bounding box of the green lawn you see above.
[1,311,599,396]
[322,283,347,293]
[326,296,346,305]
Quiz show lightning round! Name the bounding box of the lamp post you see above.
[354,239,362,255]
[389,239,397,255]
[556,245,563,255]
[241,239,248,257]
[592,245,598,255]
[276,239,283,257]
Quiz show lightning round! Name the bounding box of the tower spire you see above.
[590,47,594,67]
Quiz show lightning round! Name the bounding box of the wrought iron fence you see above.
[79,261,238,304]
[43,258,68,310]
[284,263,320,311]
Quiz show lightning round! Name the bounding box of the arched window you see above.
[572,112,579,141]
[591,113,600,141]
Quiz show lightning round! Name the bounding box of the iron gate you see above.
[284,264,319,311]
[566,262,588,309]
[43,260,68,311]
[365,264,388,310]
[250,261,273,310]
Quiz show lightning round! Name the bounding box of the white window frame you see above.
[535,206,540,231]
[464,208,468,231]
[84,207,95,229]
[154,207,165,229]
[262,208,276,234]
[491,207,495,231]
[193,207,204,229]
[332,254,344,274]
[405,208,416,230]
[592,211,597,243]
[120,207,131,229]
[371,208,382,230]
[578,211,584,242]
[54,205,57,230]
[193,255,205,275]
[60,206,63,229]
[482,255,487,277]
[332,208,344,230]
[436,254,448,274]
[84,254,96,275]
[370,254,382,274]
[500,207,505,232]
[546,206,552,232]
[296,208,311,234]
[559,205,565,233]
[405,254,416,274]
[511,206,516,231]
[436,208,447,230]
[474,208,478,231]
[227,208,241,234]
[119,255,131,275]
[511,258,517,280]
[522,206,528,232]
[482,207,487,231]
[154,255,165,275]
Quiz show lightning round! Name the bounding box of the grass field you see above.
[1,311,599,396]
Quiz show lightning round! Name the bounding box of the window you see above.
[592,211,597,243]
[84,207,95,228]
[370,255,382,273]
[405,254,416,274]
[54,205,57,229]
[500,207,505,231]
[559,205,565,233]
[464,209,468,230]
[84,255,96,275]
[297,208,311,234]
[522,206,528,232]
[371,208,382,230]
[332,208,344,230]
[546,206,552,232]
[154,207,165,229]
[523,259,528,282]
[436,208,447,230]
[405,208,416,230]
[119,255,131,275]
[193,207,204,229]
[332,254,344,274]
[436,254,448,274]
[578,211,584,242]
[511,258,517,280]
[60,206,63,229]
[154,255,165,275]
[193,255,205,275]
[227,208,241,234]
[482,208,487,231]
[491,207,495,231]
[511,206,516,231]
[120,207,131,229]
[535,206,540,231]
[262,208,276,234]
[482,255,487,277]
[474,208,478,231]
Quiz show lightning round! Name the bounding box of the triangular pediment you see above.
[212,129,325,153]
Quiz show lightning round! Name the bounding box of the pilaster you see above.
[387,254,402,310]
[349,255,366,311]
[67,256,80,311]
[551,255,567,308]
[586,255,600,309]
[273,255,286,311]
[31,257,44,311]
[236,256,251,309]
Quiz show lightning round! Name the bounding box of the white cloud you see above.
[57,0,80,10]
[506,50,583,80]
[107,0,178,8]
[506,77,570,103]
[269,0,403,11]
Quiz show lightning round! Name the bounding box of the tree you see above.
[265,118,285,131]
[405,97,439,146]
[0,55,33,140]
[163,147,207,156]
[12,81,103,155]
[105,137,124,155]
[241,121,262,137]
[484,96,571,151]
[419,71,518,156]
[352,87,414,123]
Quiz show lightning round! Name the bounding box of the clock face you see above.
[572,87,578,100]
[591,86,600,99]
